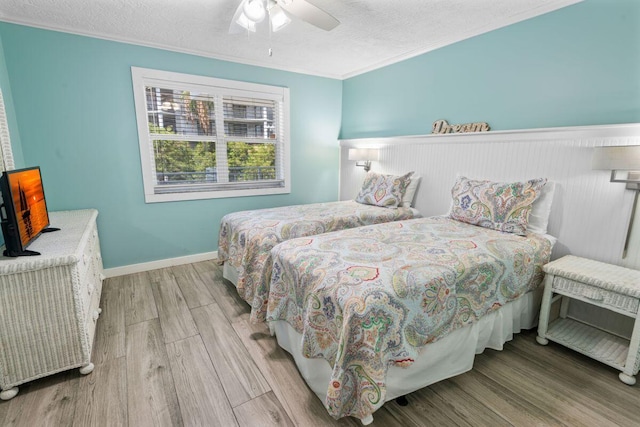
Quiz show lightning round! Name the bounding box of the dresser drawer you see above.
[79,227,104,320]
[553,276,639,316]
[84,281,102,353]
[78,226,98,284]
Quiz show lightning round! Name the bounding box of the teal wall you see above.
[0,23,342,269]
[341,0,640,139]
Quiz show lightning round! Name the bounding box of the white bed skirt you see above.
[271,287,542,423]
[222,262,239,286]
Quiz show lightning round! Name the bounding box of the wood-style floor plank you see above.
[489,337,640,426]
[72,357,127,426]
[233,391,295,427]
[473,347,619,427]
[375,388,474,427]
[123,271,158,326]
[148,267,176,283]
[193,260,251,324]
[192,302,271,407]
[513,331,640,409]
[92,276,126,364]
[0,397,5,426]
[190,259,218,275]
[172,264,215,309]
[428,379,513,426]
[151,278,198,343]
[126,319,182,427]
[371,398,466,427]
[448,368,557,426]
[0,372,77,427]
[232,318,359,427]
[166,335,238,426]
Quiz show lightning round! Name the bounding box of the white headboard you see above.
[340,123,640,271]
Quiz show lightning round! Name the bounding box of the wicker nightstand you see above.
[536,255,640,385]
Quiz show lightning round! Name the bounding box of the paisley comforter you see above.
[266,216,553,420]
[217,200,418,322]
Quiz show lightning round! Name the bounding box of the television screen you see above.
[1,166,51,256]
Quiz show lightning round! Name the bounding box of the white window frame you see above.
[131,67,290,203]
[0,88,15,172]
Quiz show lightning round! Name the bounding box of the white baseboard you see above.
[103,251,218,278]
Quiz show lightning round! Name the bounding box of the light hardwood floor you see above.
[1,260,638,426]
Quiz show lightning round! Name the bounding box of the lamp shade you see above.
[348,148,380,161]
[270,5,291,32]
[593,145,640,170]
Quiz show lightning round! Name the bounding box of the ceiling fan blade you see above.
[279,0,339,31]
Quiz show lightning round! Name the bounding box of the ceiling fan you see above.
[229,0,340,34]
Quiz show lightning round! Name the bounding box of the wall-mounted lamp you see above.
[593,145,640,258]
[348,148,380,172]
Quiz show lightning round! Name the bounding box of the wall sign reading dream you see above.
[432,119,490,134]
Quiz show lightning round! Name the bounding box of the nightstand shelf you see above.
[545,317,630,370]
[537,255,640,386]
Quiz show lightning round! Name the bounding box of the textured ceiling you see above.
[0,0,582,79]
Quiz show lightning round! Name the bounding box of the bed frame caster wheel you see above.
[0,387,18,400]
[396,395,409,406]
[619,373,636,386]
[536,336,548,345]
[79,363,95,375]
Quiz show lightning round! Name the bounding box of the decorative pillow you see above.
[449,176,547,235]
[356,171,414,208]
[528,181,555,235]
[399,175,421,208]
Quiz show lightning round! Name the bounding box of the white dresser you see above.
[0,209,104,400]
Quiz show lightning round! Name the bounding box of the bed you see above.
[218,171,420,322]
[265,176,556,424]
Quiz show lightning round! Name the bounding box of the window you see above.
[131,67,290,203]
[0,88,15,172]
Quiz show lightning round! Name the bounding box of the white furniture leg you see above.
[79,363,95,375]
[0,387,18,400]
[619,313,640,385]
[536,274,554,346]
[619,373,636,386]
[360,415,374,425]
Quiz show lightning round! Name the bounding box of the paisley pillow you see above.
[356,171,414,208]
[400,175,421,207]
[449,176,547,235]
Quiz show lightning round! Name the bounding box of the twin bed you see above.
[217,172,556,424]
[218,171,420,322]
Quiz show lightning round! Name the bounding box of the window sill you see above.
[143,185,291,203]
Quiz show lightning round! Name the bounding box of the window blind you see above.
[132,67,289,202]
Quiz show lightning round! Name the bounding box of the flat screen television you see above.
[0,166,56,257]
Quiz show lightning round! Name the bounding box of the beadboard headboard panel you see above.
[340,124,640,271]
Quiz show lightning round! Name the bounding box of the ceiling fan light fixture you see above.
[236,12,257,31]
[243,0,266,23]
[269,6,291,32]
[229,0,339,36]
